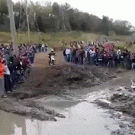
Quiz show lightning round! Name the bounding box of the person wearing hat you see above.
[0,58,7,98]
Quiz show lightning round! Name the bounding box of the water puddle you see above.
[1,99,135,135]
[40,102,120,135]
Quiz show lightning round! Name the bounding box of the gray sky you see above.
[12,0,135,27]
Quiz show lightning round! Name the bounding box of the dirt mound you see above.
[95,87,135,118]
[9,63,119,100]
[110,90,135,117]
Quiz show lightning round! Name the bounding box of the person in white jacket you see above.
[65,47,71,62]
[41,44,45,52]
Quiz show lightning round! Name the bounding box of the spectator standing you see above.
[0,58,6,98]
[131,54,135,69]
[22,53,30,78]
[79,47,85,65]
[2,60,12,92]
[65,47,71,62]
[28,51,34,64]
[63,48,66,61]
[45,44,48,52]
[116,47,121,65]
[41,44,45,52]
[38,44,42,52]
[72,46,77,63]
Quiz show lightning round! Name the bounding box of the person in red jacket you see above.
[0,58,7,98]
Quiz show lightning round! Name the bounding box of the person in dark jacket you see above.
[22,53,30,78]
[125,54,131,69]
[79,47,85,65]
[63,49,66,61]
[131,54,135,69]
[2,60,12,92]
[71,46,77,63]
[28,51,34,64]
[38,44,42,52]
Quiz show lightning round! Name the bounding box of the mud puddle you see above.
[1,98,135,135]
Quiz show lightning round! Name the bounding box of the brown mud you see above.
[0,51,135,124]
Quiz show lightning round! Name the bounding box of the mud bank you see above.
[85,77,135,133]
[95,86,135,118]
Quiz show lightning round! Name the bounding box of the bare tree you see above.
[6,0,19,56]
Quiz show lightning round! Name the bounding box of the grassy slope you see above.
[0,31,98,47]
[0,31,135,51]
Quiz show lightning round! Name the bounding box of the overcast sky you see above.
[12,0,135,27]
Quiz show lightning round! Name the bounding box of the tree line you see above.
[0,0,134,35]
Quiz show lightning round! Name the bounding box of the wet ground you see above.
[1,51,135,134]
[1,93,135,135]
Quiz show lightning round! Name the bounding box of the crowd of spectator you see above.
[63,41,135,69]
[0,43,48,98]
[1,40,135,98]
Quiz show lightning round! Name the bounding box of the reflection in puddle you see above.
[0,101,134,135]
[40,102,120,135]
[0,110,27,135]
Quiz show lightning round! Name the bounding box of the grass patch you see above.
[0,31,93,47]
[0,32,12,43]
[0,31,135,51]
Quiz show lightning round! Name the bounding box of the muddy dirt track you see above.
[1,50,135,128]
